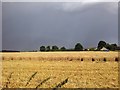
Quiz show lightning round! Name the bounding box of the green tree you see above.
[52,45,59,51]
[111,44,117,50]
[46,46,50,51]
[74,43,83,51]
[97,41,106,50]
[89,48,95,51]
[40,46,46,51]
[105,43,117,51]
[116,46,120,50]
[60,47,66,51]
[105,43,111,50]
[110,44,117,51]
[84,49,88,51]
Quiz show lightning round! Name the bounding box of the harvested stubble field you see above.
[1,51,119,88]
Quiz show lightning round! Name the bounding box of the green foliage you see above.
[116,46,120,50]
[66,49,74,51]
[52,45,59,51]
[111,44,117,51]
[105,43,117,51]
[60,47,66,51]
[84,49,88,51]
[74,43,83,51]
[46,46,50,51]
[89,48,95,51]
[39,41,118,52]
[40,46,46,51]
[97,41,106,50]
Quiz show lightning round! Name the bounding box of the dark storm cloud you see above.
[119,2,120,45]
[2,2,118,51]
[0,1,1,51]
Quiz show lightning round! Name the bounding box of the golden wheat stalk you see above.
[25,72,37,86]
[53,78,69,90]
[5,72,13,88]
[35,77,51,88]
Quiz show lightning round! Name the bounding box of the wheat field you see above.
[1,51,119,88]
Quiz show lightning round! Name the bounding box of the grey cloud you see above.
[0,2,2,51]
[2,2,118,51]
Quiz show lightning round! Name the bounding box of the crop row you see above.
[2,56,119,62]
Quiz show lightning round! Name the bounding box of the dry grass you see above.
[1,51,119,88]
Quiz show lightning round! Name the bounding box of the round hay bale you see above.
[115,57,119,62]
[81,58,83,61]
[19,57,22,60]
[10,57,13,60]
[103,58,107,62]
[2,56,4,60]
[92,58,95,61]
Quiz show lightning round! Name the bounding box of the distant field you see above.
[1,51,119,88]
[2,51,119,61]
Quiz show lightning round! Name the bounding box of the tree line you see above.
[40,43,83,51]
[40,41,120,52]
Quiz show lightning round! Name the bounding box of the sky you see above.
[0,1,2,50]
[2,2,118,51]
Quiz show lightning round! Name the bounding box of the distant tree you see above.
[89,48,95,51]
[40,46,46,51]
[84,49,88,51]
[66,48,74,51]
[116,46,120,50]
[105,43,117,51]
[60,47,66,51]
[46,46,50,51]
[52,45,59,51]
[74,43,83,51]
[105,43,111,50]
[97,41,106,50]
[110,44,117,51]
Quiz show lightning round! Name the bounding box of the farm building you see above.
[100,47,109,51]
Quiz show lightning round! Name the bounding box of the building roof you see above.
[100,47,108,51]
